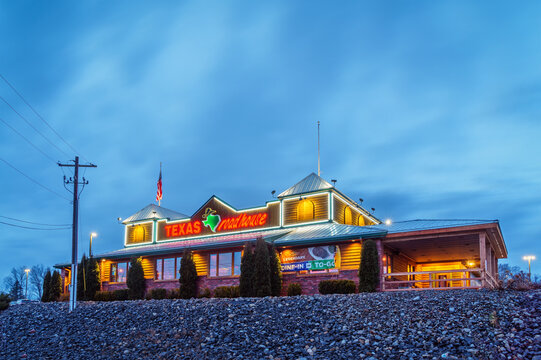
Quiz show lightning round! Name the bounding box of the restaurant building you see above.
[58,173,507,295]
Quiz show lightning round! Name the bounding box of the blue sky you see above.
[1,1,540,285]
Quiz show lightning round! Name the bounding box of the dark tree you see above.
[269,244,282,296]
[179,249,198,299]
[358,239,380,292]
[29,264,47,300]
[10,279,23,301]
[50,271,62,301]
[41,270,52,302]
[239,242,254,297]
[253,237,271,297]
[77,254,88,300]
[127,257,146,299]
[86,257,101,300]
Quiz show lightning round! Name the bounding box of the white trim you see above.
[282,219,330,228]
[332,193,379,224]
[281,190,331,202]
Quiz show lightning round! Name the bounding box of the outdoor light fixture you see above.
[90,232,98,257]
[523,255,536,280]
[385,219,392,226]
[24,268,30,300]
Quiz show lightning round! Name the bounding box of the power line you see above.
[0,215,70,227]
[0,220,71,230]
[0,95,71,159]
[0,117,58,163]
[0,157,71,202]
[0,74,87,162]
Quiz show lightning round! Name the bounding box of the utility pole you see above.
[317,121,320,176]
[58,156,97,312]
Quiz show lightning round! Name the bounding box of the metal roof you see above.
[95,228,291,259]
[371,219,499,234]
[274,222,386,246]
[278,173,333,197]
[122,204,189,223]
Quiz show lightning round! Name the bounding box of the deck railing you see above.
[381,268,497,291]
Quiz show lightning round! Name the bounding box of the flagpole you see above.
[158,162,162,207]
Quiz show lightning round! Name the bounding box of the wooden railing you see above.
[382,268,493,291]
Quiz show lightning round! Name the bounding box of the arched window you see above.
[297,199,315,221]
[133,225,146,243]
[357,215,365,226]
[344,207,353,225]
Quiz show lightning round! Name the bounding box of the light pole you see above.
[90,232,97,258]
[24,268,30,299]
[523,255,536,281]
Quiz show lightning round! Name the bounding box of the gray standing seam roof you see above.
[122,204,189,223]
[278,173,334,197]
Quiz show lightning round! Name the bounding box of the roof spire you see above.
[317,121,321,176]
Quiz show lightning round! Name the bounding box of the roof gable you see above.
[279,173,333,197]
[122,204,188,224]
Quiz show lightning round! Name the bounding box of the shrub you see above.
[150,288,167,300]
[95,291,114,302]
[86,257,101,300]
[287,283,302,296]
[253,237,271,297]
[167,289,180,299]
[50,271,62,301]
[127,257,146,299]
[113,289,129,301]
[179,249,198,299]
[77,254,88,300]
[239,242,254,297]
[0,292,10,311]
[358,239,379,292]
[269,244,282,296]
[41,270,52,302]
[198,288,211,298]
[318,280,356,295]
[213,286,240,298]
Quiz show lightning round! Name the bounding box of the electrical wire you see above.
[0,74,88,162]
[0,220,71,230]
[0,117,57,163]
[0,157,71,202]
[0,215,70,227]
[0,95,71,159]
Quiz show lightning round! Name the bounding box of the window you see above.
[133,225,146,242]
[297,200,315,221]
[110,262,129,282]
[209,251,242,277]
[155,256,183,280]
[344,207,353,225]
[357,215,365,226]
[382,255,392,275]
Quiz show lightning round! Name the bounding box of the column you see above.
[479,233,486,288]
[375,239,384,291]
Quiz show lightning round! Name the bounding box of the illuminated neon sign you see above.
[217,212,267,231]
[164,221,202,237]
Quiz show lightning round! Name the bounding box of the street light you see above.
[90,232,98,258]
[24,268,30,299]
[523,255,536,280]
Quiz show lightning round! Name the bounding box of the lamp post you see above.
[24,268,30,299]
[90,232,97,258]
[523,255,536,281]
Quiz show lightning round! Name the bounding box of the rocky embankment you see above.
[1,290,540,359]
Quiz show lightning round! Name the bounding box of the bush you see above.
[0,292,10,311]
[358,239,379,292]
[287,283,302,296]
[95,291,114,302]
[179,249,198,299]
[113,289,129,301]
[269,244,282,296]
[198,288,211,298]
[50,271,62,301]
[253,237,271,297]
[149,288,167,300]
[86,257,101,300]
[167,289,180,299]
[239,243,254,297]
[318,280,356,295]
[213,286,240,298]
[127,257,146,299]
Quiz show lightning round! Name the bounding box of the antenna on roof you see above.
[317,121,321,176]
[359,198,364,204]
[331,179,337,187]
[271,190,276,198]
[371,207,376,213]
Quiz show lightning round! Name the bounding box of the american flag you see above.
[156,165,163,203]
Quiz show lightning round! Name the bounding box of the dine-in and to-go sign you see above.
[280,246,340,272]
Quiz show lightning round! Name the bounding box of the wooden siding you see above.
[416,262,467,288]
[193,252,208,276]
[333,196,373,226]
[390,253,410,281]
[126,222,153,245]
[339,242,361,270]
[100,260,111,282]
[283,193,329,225]
[141,258,155,279]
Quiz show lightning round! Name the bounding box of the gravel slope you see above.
[1,290,540,359]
